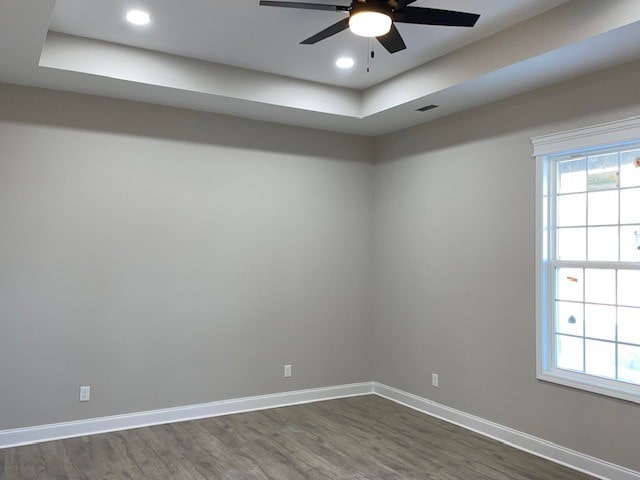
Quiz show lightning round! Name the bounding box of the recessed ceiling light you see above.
[126,9,151,26]
[336,57,355,69]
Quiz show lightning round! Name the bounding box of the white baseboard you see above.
[2,380,638,480]
[0,382,374,449]
[373,382,640,480]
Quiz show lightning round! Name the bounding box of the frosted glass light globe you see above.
[349,11,392,37]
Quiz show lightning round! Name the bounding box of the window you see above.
[533,117,640,403]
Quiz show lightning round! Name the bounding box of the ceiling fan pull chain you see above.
[366,37,371,72]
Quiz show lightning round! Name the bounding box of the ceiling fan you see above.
[259,0,480,54]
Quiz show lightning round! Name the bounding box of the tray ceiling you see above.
[2,1,640,135]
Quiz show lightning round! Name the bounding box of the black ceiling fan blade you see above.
[376,24,406,54]
[395,6,480,27]
[301,17,350,44]
[259,1,349,12]
[393,0,418,8]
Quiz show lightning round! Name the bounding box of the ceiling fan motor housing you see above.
[349,1,394,16]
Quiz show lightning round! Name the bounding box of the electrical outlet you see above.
[79,385,91,402]
[284,364,292,378]
[432,373,439,388]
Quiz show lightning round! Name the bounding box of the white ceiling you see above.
[48,0,567,89]
[2,0,640,136]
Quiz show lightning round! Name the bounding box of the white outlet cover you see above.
[79,385,91,402]
[432,374,439,388]
[284,364,292,378]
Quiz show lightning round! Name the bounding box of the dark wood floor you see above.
[1,395,595,479]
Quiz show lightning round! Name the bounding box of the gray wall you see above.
[0,85,374,429]
[373,60,640,471]
[2,60,640,472]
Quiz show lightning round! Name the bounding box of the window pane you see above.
[618,270,640,307]
[587,190,618,225]
[584,304,616,341]
[584,268,615,305]
[557,228,586,261]
[556,301,583,336]
[558,157,586,193]
[620,188,640,224]
[587,152,619,191]
[618,344,640,385]
[556,335,584,372]
[542,195,548,260]
[556,268,583,302]
[620,226,640,262]
[557,193,586,227]
[585,339,616,378]
[618,307,640,345]
[620,149,640,188]
[587,227,618,261]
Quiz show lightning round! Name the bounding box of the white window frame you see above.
[532,116,640,404]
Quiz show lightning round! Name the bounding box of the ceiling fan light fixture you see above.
[349,10,392,38]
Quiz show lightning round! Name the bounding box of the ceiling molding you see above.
[41,32,362,117]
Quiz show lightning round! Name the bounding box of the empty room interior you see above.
[2,0,640,479]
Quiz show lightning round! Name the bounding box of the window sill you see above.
[537,369,640,405]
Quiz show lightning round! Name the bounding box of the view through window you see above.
[553,149,640,385]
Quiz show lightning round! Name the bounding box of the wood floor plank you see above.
[36,442,73,480]
[260,406,401,478]
[2,395,597,480]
